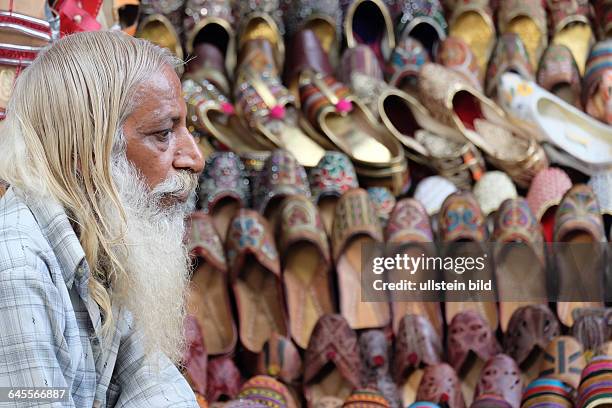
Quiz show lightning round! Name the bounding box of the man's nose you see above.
[173,128,204,174]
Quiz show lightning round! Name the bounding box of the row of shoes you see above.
[184,147,611,407]
[183,310,612,408]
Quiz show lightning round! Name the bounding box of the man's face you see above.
[122,64,204,202]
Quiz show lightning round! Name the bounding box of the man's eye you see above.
[155,129,173,142]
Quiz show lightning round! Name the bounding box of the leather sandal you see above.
[438,192,498,330]
[308,151,359,235]
[503,305,560,384]
[331,188,390,329]
[278,195,334,349]
[419,63,548,188]
[187,212,237,355]
[226,209,288,353]
[492,198,547,333]
[385,199,443,336]
[539,336,586,390]
[255,333,302,384]
[303,314,363,407]
[485,33,534,98]
[447,310,501,406]
[393,314,443,407]
[554,185,607,327]
[343,0,395,68]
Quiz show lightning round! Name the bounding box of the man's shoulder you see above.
[0,187,51,271]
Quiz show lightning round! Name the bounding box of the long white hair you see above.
[0,31,182,344]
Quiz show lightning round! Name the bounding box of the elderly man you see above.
[0,31,204,406]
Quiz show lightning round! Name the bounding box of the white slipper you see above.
[498,72,612,174]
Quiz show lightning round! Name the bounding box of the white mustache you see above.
[151,170,198,200]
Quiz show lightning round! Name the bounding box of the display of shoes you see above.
[8,1,612,406]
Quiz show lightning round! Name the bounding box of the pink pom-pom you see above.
[270,104,286,119]
[221,102,235,115]
[335,98,353,114]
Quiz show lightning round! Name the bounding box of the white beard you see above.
[101,150,197,366]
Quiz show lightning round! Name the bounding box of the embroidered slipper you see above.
[499,73,611,176]
[252,149,311,231]
[393,314,443,407]
[332,188,390,329]
[503,305,561,385]
[183,314,209,397]
[438,192,498,330]
[367,187,396,228]
[236,0,285,71]
[359,331,401,408]
[138,0,183,36]
[237,375,298,408]
[255,333,302,384]
[539,336,586,390]
[184,0,235,78]
[435,36,483,91]
[198,152,250,241]
[187,212,237,356]
[278,195,334,349]
[385,199,443,337]
[537,44,582,108]
[521,378,575,408]
[554,185,607,327]
[413,176,457,215]
[593,0,612,39]
[485,33,534,98]
[583,40,612,125]
[492,198,548,333]
[348,72,484,189]
[283,0,341,67]
[135,13,183,59]
[343,389,392,408]
[304,314,363,407]
[386,36,430,92]
[234,57,326,169]
[338,45,384,85]
[206,356,243,403]
[498,0,547,70]
[308,151,359,235]
[183,64,275,157]
[419,63,548,188]
[394,0,447,57]
[571,308,612,355]
[473,171,518,218]
[344,0,395,68]
[471,354,523,408]
[415,363,466,408]
[226,209,288,353]
[548,0,596,75]
[447,310,501,406]
[526,167,572,243]
[299,70,403,170]
[447,0,496,78]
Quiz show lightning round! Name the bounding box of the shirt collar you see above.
[14,187,86,289]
